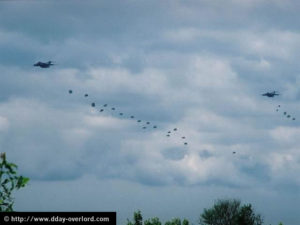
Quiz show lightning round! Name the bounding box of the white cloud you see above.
[86,67,168,96]
[187,56,237,89]
[270,126,300,144]
[61,128,92,149]
[0,116,9,131]
[164,28,300,60]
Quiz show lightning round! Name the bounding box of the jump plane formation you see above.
[262,91,297,121]
[35,63,298,152]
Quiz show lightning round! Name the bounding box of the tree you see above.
[0,153,30,212]
[237,204,263,225]
[182,219,189,225]
[127,211,190,225]
[127,210,143,225]
[144,217,161,225]
[165,218,181,225]
[199,199,263,225]
[134,210,143,225]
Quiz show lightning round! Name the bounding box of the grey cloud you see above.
[161,147,187,161]
[199,150,214,159]
[1,0,300,223]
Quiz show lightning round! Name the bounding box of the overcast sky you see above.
[1,0,300,224]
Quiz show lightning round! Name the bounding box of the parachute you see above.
[68,89,189,147]
[275,105,296,121]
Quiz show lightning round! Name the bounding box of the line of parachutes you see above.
[68,89,188,146]
[275,105,296,121]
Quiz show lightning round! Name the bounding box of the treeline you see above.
[127,211,189,225]
[126,199,284,225]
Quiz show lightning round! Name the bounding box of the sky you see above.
[0,0,300,224]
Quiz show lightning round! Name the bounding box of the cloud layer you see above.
[1,0,300,224]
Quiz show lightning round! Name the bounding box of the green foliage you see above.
[237,204,263,225]
[127,220,134,225]
[0,153,30,212]
[199,199,263,225]
[165,218,181,225]
[127,210,143,225]
[278,223,283,225]
[182,219,189,225]
[144,217,161,225]
[200,199,240,225]
[127,200,264,225]
[127,211,190,225]
[126,219,134,225]
[164,218,181,225]
[134,210,143,225]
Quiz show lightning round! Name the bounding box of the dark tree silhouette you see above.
[127,211,190,225]
[144,217,162,225]
[127,210,143,225]
[199,199,263,225]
